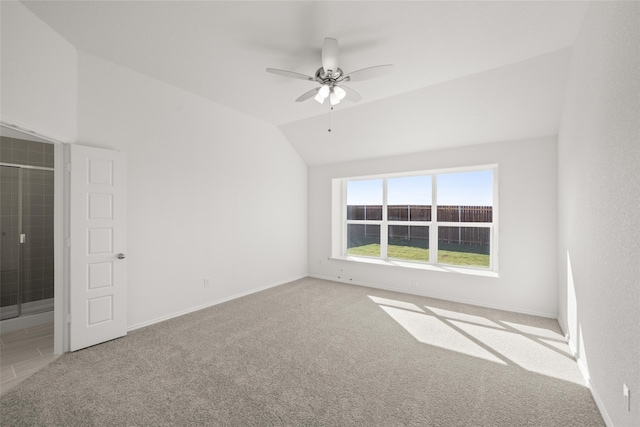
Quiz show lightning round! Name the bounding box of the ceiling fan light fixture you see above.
[329,88,341,106]
[314,84,330,104]
[334,86,346,100]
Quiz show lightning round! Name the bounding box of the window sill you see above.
[328,255,499,278]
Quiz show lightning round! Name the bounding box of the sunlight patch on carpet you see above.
[371,295,588,386]
[452,320,586,386]
[378,305,507,365]
[425,306,504,329]
[368,296,425,313]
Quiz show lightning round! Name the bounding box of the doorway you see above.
[0,139,55,322]
[0,124,64,355]
[1,123,127,356]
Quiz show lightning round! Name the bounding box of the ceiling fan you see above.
[266,38,393,106]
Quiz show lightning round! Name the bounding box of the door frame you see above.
[0,121,68,354]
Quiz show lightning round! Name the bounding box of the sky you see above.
[347,170,493,206]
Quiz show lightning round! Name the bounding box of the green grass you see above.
[388,245,429,261]
[436,250,489,267]
[347,243,489,267]
[347,244,382,257]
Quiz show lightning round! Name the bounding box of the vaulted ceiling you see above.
[22,1,590,165]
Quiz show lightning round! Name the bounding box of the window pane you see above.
[347,224,381,257]
[347,179,382,220]
[437,170,492,222]
[438,227,490,267]
[388,226,429,262]
[347,205,382,221]
[387,176,431,221]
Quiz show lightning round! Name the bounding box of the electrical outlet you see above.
[411,280,418,288]
[204,278,210,288]
[623,383,630,411]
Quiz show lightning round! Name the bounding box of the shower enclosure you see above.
[0,137,55,321]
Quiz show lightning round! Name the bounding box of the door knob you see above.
[117,253,126,259]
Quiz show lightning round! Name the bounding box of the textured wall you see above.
[558,2,640,426]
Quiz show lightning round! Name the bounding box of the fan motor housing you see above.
[315,67,344,85]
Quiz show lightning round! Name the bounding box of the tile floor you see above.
[0,322,59,397]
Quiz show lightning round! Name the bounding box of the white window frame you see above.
[333,165,498,273]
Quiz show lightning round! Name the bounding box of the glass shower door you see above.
[21,167,55,315]
[1,165,21,320]
[0,165,55,320]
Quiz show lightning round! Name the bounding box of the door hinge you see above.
[20,234,26,244]
[65,238,71,248]
[65,162,72,173]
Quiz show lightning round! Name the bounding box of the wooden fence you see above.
[436,205,492,223]
[438,226,490,247]
[347,205,492,246]
[347,205,492,222]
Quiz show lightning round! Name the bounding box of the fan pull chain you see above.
[328,106,333,132]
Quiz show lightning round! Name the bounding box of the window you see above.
[346,179,382,257]
[337,166,497,271]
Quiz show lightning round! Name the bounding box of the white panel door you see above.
[69,145,127,351]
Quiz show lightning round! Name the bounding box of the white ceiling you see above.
[22,1,590,165]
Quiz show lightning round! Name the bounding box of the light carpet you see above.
[0,277,604,426]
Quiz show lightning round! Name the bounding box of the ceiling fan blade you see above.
[266,68,314,81]
[343,64,394,82]
[340,86,363,102]
[295,87,319,102]
[321,38,339,74]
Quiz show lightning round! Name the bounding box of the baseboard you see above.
[126,275,307,332]
[309,274,558,319]
[565,335,614,427]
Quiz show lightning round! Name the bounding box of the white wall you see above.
[309,136,558,317]
[0,1,77,142]
[77,53,307,328]
[558,2,640,426]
